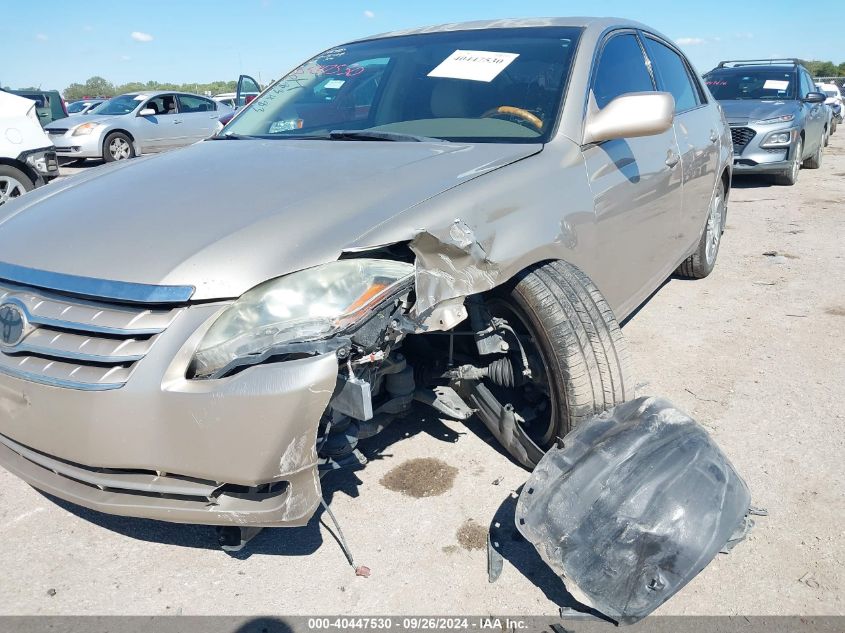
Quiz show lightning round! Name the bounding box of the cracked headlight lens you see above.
[192,259,414,377]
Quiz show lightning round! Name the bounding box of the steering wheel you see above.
[481,106,544,131]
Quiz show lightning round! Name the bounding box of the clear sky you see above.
[0,0,840,90]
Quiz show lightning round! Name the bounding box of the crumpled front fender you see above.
[516,396,752,624]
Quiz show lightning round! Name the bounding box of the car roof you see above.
[119,90,210,98]
[351,16,655,43]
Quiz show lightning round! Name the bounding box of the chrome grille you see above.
[730,127,756,149]
[0,281,183,390]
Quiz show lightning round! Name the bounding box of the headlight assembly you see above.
[754,114,795,125]
[71,122,99,136]
[192,259,414,378]
[759,129,795,148]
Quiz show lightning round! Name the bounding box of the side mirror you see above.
[138,108,156,116]
[803,92,826,104]
[583,92,675,145]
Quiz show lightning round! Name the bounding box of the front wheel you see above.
[468,260,635,468]
[0,165,34,207]
[103,132,135,162]
[675,178,726,279]
[804,137,823,169]
[774,138,802,186]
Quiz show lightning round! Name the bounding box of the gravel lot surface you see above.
[1,140,843,617]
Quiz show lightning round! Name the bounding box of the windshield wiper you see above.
[212,132,256,140]
[328,130,443,143]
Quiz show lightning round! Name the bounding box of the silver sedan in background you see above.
[44,91,234,163]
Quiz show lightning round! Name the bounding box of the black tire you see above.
[477,260,634,468]
[774,137,802,186]
[102,132,135,162]
[0,165,35,207]
[804,137,823,169]
[675,178,726,279]
[824,126,830,147]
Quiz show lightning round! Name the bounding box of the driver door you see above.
[581,31,684,318]
[132,94,182,152]
[236,75,261,109]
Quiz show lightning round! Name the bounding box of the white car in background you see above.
[817,82,843,128]
[0,91,59,207]
[66,99,105,116]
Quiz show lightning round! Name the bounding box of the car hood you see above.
[0,139,541,300]
[718,100,799,125]
[45,115,114,130]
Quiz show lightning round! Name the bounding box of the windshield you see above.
[67,101,89,113]
[223,27,581,143]
[704,68,796,100]
[90,94,143,115]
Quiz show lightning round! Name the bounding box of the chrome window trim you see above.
[0,261,195,304]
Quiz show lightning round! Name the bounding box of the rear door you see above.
[236,75,261,109]
[800,69,824,151]
[176,94,221,144]
[643,35,720,249]
[581,31,684,316]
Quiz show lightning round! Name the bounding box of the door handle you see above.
[173,120,182,124]
[665,151,680,168]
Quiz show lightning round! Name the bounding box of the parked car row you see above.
[705,58,833,185]
[0,17,833,622]
[43,91,235,163]
[0,91,60,206]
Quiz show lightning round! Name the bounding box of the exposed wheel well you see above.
[105,129,135,142]
[0,157,38,186]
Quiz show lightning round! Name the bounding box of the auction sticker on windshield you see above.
[428,50,519,82]
[763,80,790,90]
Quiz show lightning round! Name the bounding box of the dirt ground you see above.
[1,137,843,617]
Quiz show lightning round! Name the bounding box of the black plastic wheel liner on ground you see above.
[457,259,634,469]
[515,396,754,624]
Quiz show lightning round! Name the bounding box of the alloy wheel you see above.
[0,175,27,206]
[791,140,802,182]
[109,138,131,160]
[705,185,724,265]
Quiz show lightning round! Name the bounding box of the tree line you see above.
[6,62,845,102]
[59,76,247,101]
[800,60,845,77]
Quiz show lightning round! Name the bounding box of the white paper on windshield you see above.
[428,50,519,82]
[134,95,148,101]
[324,79,345,89]
[763,80,789,90]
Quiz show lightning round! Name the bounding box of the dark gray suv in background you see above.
[704,59,828,185]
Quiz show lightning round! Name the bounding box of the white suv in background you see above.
[0,91,59,206]
[817,82,844,128]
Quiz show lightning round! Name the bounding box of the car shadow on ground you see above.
[487,486,615,622]
[36,403,513,563]
[729,174,777,188]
